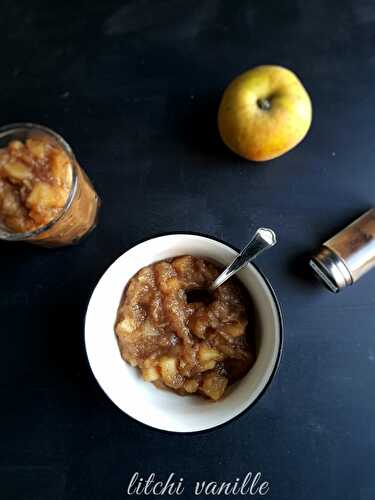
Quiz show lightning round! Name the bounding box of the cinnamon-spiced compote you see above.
[0,125,99,247]
[115,256,255,401]
[0,138,72,232]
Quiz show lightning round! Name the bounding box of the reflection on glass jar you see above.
[0,123,100,247]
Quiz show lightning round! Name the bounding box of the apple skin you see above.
[218,65,312,162]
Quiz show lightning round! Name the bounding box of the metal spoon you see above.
[186,228,277,303]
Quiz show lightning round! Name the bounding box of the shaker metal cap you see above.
[309,247,353,293]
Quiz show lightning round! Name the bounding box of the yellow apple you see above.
[218,65,312,162]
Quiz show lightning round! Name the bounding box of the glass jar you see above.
[0,123,100,247]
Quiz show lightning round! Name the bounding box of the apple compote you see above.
[0,138,73,232]
[115,256,255,401]
[0,124,99,247]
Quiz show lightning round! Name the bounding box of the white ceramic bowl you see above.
[85,234,283,433]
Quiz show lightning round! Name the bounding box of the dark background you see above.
[1,0,375,499]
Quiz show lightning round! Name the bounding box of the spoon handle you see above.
[208,228,277,292]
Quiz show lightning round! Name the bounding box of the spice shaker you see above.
[310,208,375,292]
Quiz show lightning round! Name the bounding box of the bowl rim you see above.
[84,231,284,434]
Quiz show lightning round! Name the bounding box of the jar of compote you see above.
[0,123,100,247]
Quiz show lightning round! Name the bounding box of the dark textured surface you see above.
[1,1,375,499]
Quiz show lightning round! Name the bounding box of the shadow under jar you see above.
[0,123,100,247]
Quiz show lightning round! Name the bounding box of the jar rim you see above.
[0,122,78,241]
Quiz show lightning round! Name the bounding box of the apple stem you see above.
[257,98,271,111]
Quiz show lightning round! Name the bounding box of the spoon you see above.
[186,228,277,303]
